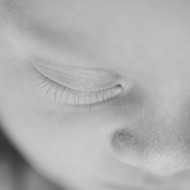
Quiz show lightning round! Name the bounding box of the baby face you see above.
[0,0,190,189]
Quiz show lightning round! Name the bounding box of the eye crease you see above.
[32,61,124,108]
[31,56,123,91]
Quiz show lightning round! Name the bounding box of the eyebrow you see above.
[4,1,119,71]
[1,0,29,18]
[27,22,83,53]
[22,19,109,71]
[1,1,107,67]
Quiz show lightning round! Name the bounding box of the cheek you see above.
[0,99,119,190]
[0,54,119,188]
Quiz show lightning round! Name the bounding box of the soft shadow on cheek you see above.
[110,84,147,124]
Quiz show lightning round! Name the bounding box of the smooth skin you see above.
[0,0,190,190]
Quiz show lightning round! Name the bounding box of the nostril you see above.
[111,129,137,151]
[110,129,190,176]
[111,128,140,164]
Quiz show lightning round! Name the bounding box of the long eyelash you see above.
[34,70,122,108]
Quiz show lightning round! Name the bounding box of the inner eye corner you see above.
[113,83,124,91]
[115,84,123,88]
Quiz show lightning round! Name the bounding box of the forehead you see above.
[5,0,190,75]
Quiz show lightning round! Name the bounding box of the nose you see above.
[110,79,190,176]
[111,128,190,176]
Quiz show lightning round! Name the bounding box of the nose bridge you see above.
[144,76,190,148]
[152,76,185,119]
[151,76,190,136]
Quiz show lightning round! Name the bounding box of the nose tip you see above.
[138,150,187,175]
[111,129,190,176]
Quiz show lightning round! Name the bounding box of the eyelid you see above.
[30,57,123,91]
[32,62,124,108]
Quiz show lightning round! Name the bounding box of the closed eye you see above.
[33,66,123,109]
